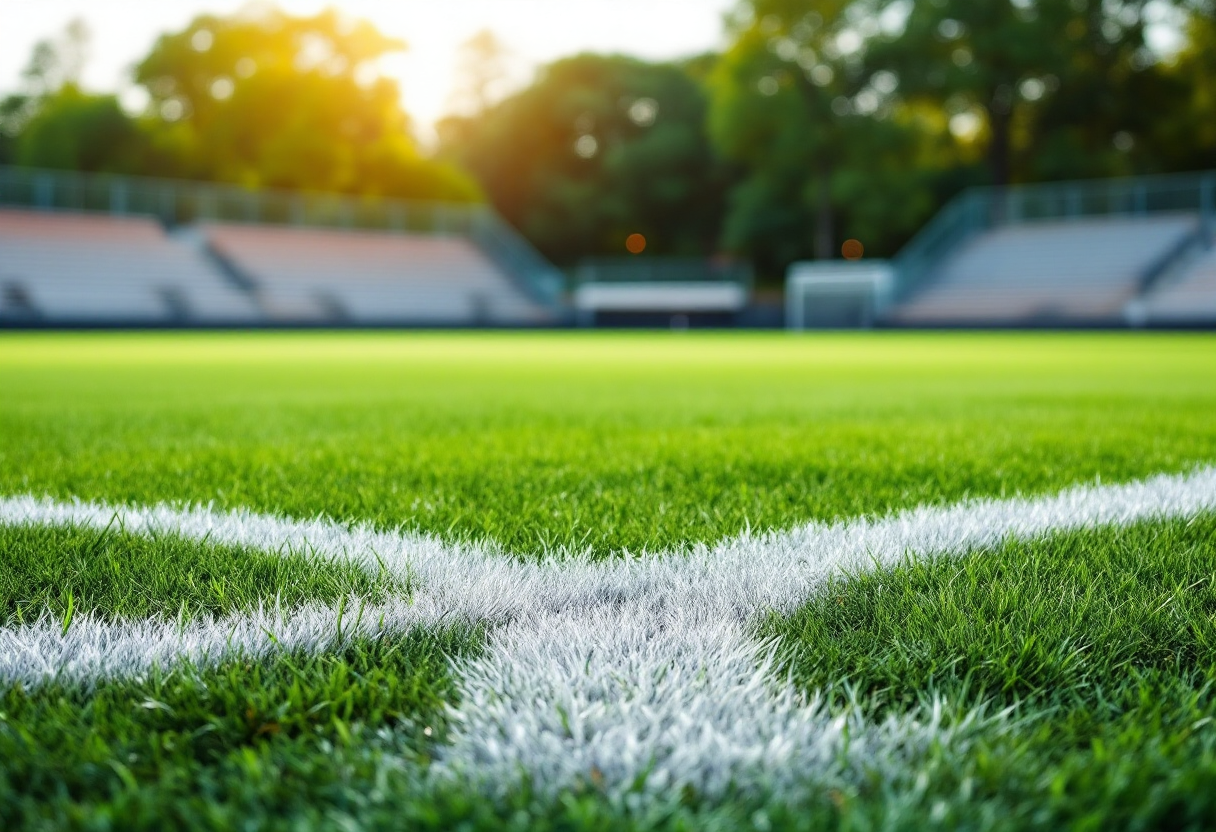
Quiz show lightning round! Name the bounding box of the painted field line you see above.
[438,466,1216,799]
[2,466,1216,800]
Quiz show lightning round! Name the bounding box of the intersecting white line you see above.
[2,466,1216,800]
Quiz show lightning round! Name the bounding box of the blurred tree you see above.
[1149,4,1216,171]
[0,97,25,165]
[440,54,732,265]
[133,7,479,200]
[3,0,1213,266]
[448,30,513,117]
[708,0,943,267]
[1,18,97,166]
[23,17,91,96]
[865,0,1196,185]
[14,86,145,173]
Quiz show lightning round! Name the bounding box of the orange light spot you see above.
[842,239,864,260]
[625,233,647,255]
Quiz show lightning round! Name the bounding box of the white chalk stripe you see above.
[2,467,1215,799]
[439,465,1216,799]
[438,604,991,803]
[0,598,441,690]
[1,467,1213,640]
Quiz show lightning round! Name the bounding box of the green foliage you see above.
[864,0,1196,184]
[1,19,101,169]
[1152,9,1216,171]
[12,86,145,174]
[441,54,732,264]
[0,11,478,201]
[2,332,1215,558]
[703,0,1213,270]
[0,95,28,165]
[4,4,1216,268]
[131,8,478,200]
[0,523,405,626]
[707,2,944,267]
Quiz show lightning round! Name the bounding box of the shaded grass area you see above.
[3,332,1216,557]
[760,514,1216,829]
[0,628,481,831]
[0,523,406,625]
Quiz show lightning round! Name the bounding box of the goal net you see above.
[786,261,894,329]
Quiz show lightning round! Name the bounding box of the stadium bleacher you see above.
[3,165,1214,330]
[889,214,1201,325]
[201,224,548,325]
[1137,242,1216,324]
[0,208,259,324]
[0,165,563,327]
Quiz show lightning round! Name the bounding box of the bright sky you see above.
[1,0,737,142]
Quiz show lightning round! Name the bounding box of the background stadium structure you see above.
[789,170,1216,329]
[572,257,753,328]
[1,165,1214,329]
[0,166,564,327]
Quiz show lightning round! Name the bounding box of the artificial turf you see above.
[3,331,1216,556]
[0,523,406,626]
[0,630,481,831]
[763,514,1216,829]
[769,514,1216,712]
[3,331,1216,830]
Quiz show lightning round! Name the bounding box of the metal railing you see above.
[892,169,1216,302]
[0,165,565,309]
[575,257,754,289]
[469,212,565,306]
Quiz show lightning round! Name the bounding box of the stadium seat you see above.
[890,215,1201,325]
[201,224,550,325]
[0,208,259,324]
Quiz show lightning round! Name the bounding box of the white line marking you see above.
[2,466,1215,799]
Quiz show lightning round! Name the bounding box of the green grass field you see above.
[3,331,1216,830]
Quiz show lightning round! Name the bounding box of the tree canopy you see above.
[863,0,1199,184]
[2,9,478,201]
[12,87,145,173]
[2,2,1215,277]
[132,7,477,199]
[440,54,732,264]
[706,0,944,268]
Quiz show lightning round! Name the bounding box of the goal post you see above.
[785,261,894,329]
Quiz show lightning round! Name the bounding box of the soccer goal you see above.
[785,261,894,329]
